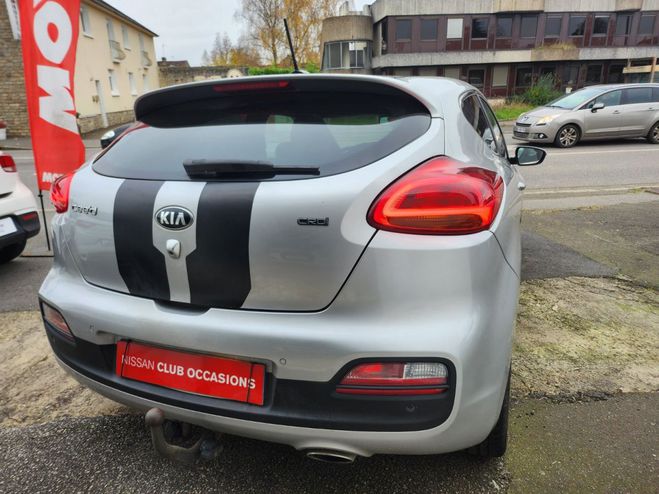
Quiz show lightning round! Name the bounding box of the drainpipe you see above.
[650,57,656,83]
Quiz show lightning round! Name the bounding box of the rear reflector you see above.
[50,173,74,214]
[213,80,290,93]
[337,362,448,396]
[41,302,73,339]
[368,157,503,235]
[0,154,17,173]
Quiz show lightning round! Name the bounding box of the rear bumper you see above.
[39,229,519,455]
[0,181,40,249]
[0,212,40,249]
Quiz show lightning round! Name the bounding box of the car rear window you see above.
[93,80,431,181]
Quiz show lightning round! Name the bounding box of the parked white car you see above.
[0,153,40,263]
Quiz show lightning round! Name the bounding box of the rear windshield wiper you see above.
[183,159,320,179]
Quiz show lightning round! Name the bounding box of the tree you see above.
[210,32,233,65]
[237,0,336,66]
[238,0,283,66]
[202,33,261,67]
[201,49,211,66]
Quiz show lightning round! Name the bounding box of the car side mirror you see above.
[511,146,546,166]
[591,102,605,112]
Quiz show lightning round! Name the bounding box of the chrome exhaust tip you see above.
[305,449,357,464]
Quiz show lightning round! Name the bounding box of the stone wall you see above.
[0,4,29,137]
[158,65,248,88]
[78,109,135,134]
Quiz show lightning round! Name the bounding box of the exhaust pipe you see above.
[305,449,357,464]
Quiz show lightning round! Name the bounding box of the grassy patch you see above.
[494,103,534,121]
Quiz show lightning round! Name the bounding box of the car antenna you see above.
[283,18,302,74]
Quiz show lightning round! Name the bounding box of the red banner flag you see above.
[19,0,85,191]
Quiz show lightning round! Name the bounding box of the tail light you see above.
[336,362,448,396]
[41,302,74,339]
[0,154,16,172]
[50,173,74,213]
[368,157,504,235]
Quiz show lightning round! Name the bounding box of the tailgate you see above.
[64,77,432,311]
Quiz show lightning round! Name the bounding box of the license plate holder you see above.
[0,217,17,238]
[116,341,266,405]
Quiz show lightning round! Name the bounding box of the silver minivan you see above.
[514,83,659,148]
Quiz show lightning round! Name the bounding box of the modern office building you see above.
[321,0,659,97]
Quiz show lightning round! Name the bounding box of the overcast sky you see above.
[106,0,372,65]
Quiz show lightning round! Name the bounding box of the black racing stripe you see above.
[113,180,169,300]
[187,182,259,308]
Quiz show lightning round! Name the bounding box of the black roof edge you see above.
[87,0,158,37]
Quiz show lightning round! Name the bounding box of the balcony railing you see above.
[141,50,153,67]
[109,40,126,62]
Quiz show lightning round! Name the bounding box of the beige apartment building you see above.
[0,0,158,137]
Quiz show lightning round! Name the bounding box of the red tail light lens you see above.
[0,154,17,172]
[213,80,290,93]
[368,157,504,235]
[41,302,74,339]
[337,362,448,396]
[50,173,74,214]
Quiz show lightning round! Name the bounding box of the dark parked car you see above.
[100,123,132,149]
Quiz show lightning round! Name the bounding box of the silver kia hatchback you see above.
[39,75,544,462]
[514,83,659,148]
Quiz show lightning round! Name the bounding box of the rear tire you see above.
[554,124,580,148]
[648,122,659,144]
[468,370,510,458]
[0,240,26,264]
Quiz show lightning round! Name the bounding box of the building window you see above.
[545,16,562,37]
[468,68,485,88]
[381,19,388,53]
[444,67,461,79]
[492,65,508,86]
[6,0,21,39]
[569,16,586,36]
[122,25,131,49]
[106,18,116,41]
[585,64,602,84]
[139,32,145,51]
[447,18,463,39]
[418,67,437,76]
[520,15,538,38]
[496,17,512,38]
[639,15,656,35]
[420,19,438,40]
[108,69,119,95]
[516,67,533,87]
[540,66,557,78]
[471,18,489,39]
[128,72,137,95]
[322,41,371,70]
[142,73,149,92]
[615,14,631,35]
[592,16,609,36]
[607,64,625,83]
[80,5,92,36]
[395,19,412,41]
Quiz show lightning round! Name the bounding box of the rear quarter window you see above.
[93,80,431,181]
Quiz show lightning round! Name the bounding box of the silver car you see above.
[514,83,659,148]
[39,75,544,462]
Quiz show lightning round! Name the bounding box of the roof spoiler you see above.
[133,75,433,122]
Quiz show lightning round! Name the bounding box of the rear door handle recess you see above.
[612,110,621,114]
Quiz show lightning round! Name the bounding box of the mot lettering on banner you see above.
[19,0,85,191]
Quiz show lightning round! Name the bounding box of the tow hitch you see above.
[144,408,222,465]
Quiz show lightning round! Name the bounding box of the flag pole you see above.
[37,190,51,251]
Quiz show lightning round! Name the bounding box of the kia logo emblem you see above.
[155,206,193,230]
